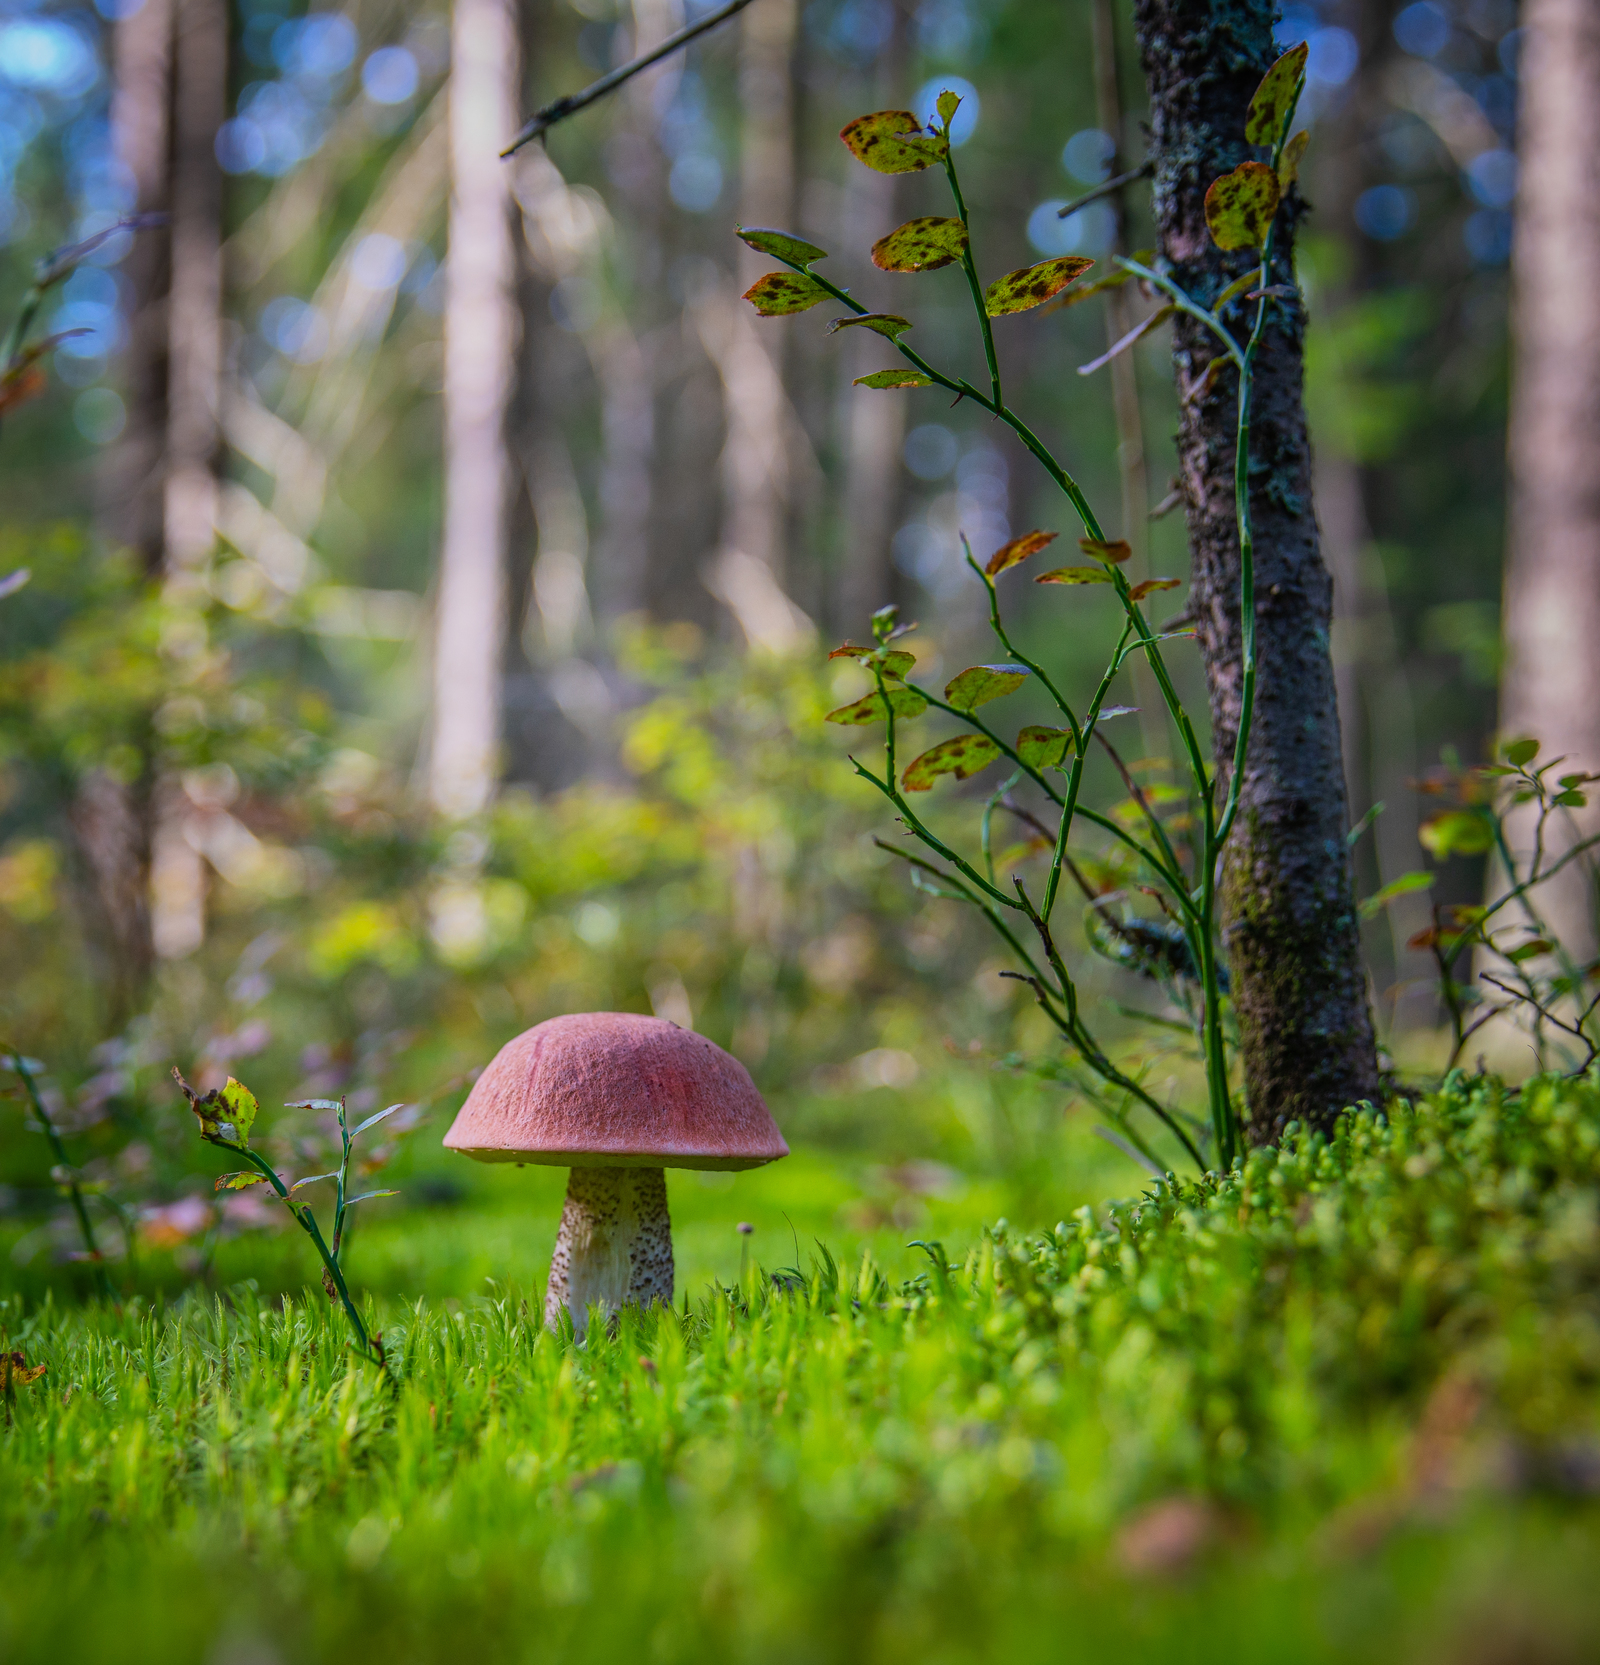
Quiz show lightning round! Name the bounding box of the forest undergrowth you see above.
[4,1071,1600,1664]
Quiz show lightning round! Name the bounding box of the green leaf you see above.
[351,1102,409,1139]
[1017,725,1074,769]
[344,1189,400,1207]
[1245,42,1309,146]
[290,1171,340,1193]
[1506,939,1555,964]
[1127,578,1182,603]
[1503,737,1540,766]
[1277,129,1310,191]
[735,225,829,265]
[742,271,831,316]
[825,684,929,725]
[828,643,916,676]
[985,529,1058,577]
[839,109,948,174]
[1555,790,1589,808]
[1419,810,1495,858]
[1035,566,1111,586]
[936,88,961,125]
[1204,162,1281,251]
[1358,870,1434,920]
[825,312,913,340]
[902,734,1002,791]
[220,1078,259,1147]
[944,664,1029,710]
[984,255,1095,317]
[853,369,933,390]
[871,216,968,274]
[215,1170,268,1192]
[1079,538,1132,565]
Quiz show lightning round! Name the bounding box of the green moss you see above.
[5,1074,1600,1661]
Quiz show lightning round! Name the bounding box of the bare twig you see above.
[1054,161,1154,221]
[503,0,761,156]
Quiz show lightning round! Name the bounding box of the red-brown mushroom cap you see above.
[442,1013,789,1171]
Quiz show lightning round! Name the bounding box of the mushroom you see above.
[443,1013,787,1336]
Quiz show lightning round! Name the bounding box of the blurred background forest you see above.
[0,0,1539,1284]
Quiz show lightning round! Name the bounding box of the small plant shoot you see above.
[740,52,1314,1173]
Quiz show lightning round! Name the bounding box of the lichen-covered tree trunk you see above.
[1132,0,1379,1138]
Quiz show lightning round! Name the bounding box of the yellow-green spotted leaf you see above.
[936,88,962,124]
[985,529,1058,576]
[853,368,933,389]
[215,1170,268,1192]
[871,216,968,273]
[1079,537,1132,564]
[1036,566,1111,586]
[735,225,829,265]
[839,109,948,174]
[984,255,1095,317]
[1017,725,1074,768]
[1246,42,1309,146]
[220,1078,259,1146]
[1204,161,1281,250]
[1277,129,1310,191]
[826,312,913,339]
[825,683,929,725]
[902,733,1001,791]
[743,271,831,316]
[944,664,1029,710]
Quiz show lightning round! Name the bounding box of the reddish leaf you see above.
[1079,538,1132,564]
[1127,578,1181,602]
[985,529,1058,577]
[1036,566,1110,586]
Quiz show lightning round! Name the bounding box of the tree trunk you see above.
[1498,0,1600,959]
[1132,0,1379,1138]
[430,0,521,818]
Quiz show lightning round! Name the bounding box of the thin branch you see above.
[1055,161,1155,221]
[503,0,761,156]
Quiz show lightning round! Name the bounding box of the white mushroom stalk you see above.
[544,1166,674,1336]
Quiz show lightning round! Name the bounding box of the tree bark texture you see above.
[1498,0,1600,959]
[1132,0,1379,1138]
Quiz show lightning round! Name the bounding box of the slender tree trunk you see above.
[1498,0,1600,958]
[708,0,808,646]
[431,0,521,817]
[1133,0,1379,1137]
[164,0,226,578]
[104,0,173,571]
[833,1,907,638]
[1090,0,1164,763]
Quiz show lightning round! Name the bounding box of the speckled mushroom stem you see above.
[543,1166,674,1337]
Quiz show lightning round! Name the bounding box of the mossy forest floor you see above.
[5,1072,1600,1664]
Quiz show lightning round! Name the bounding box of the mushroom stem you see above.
[544,1165,674,1337]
